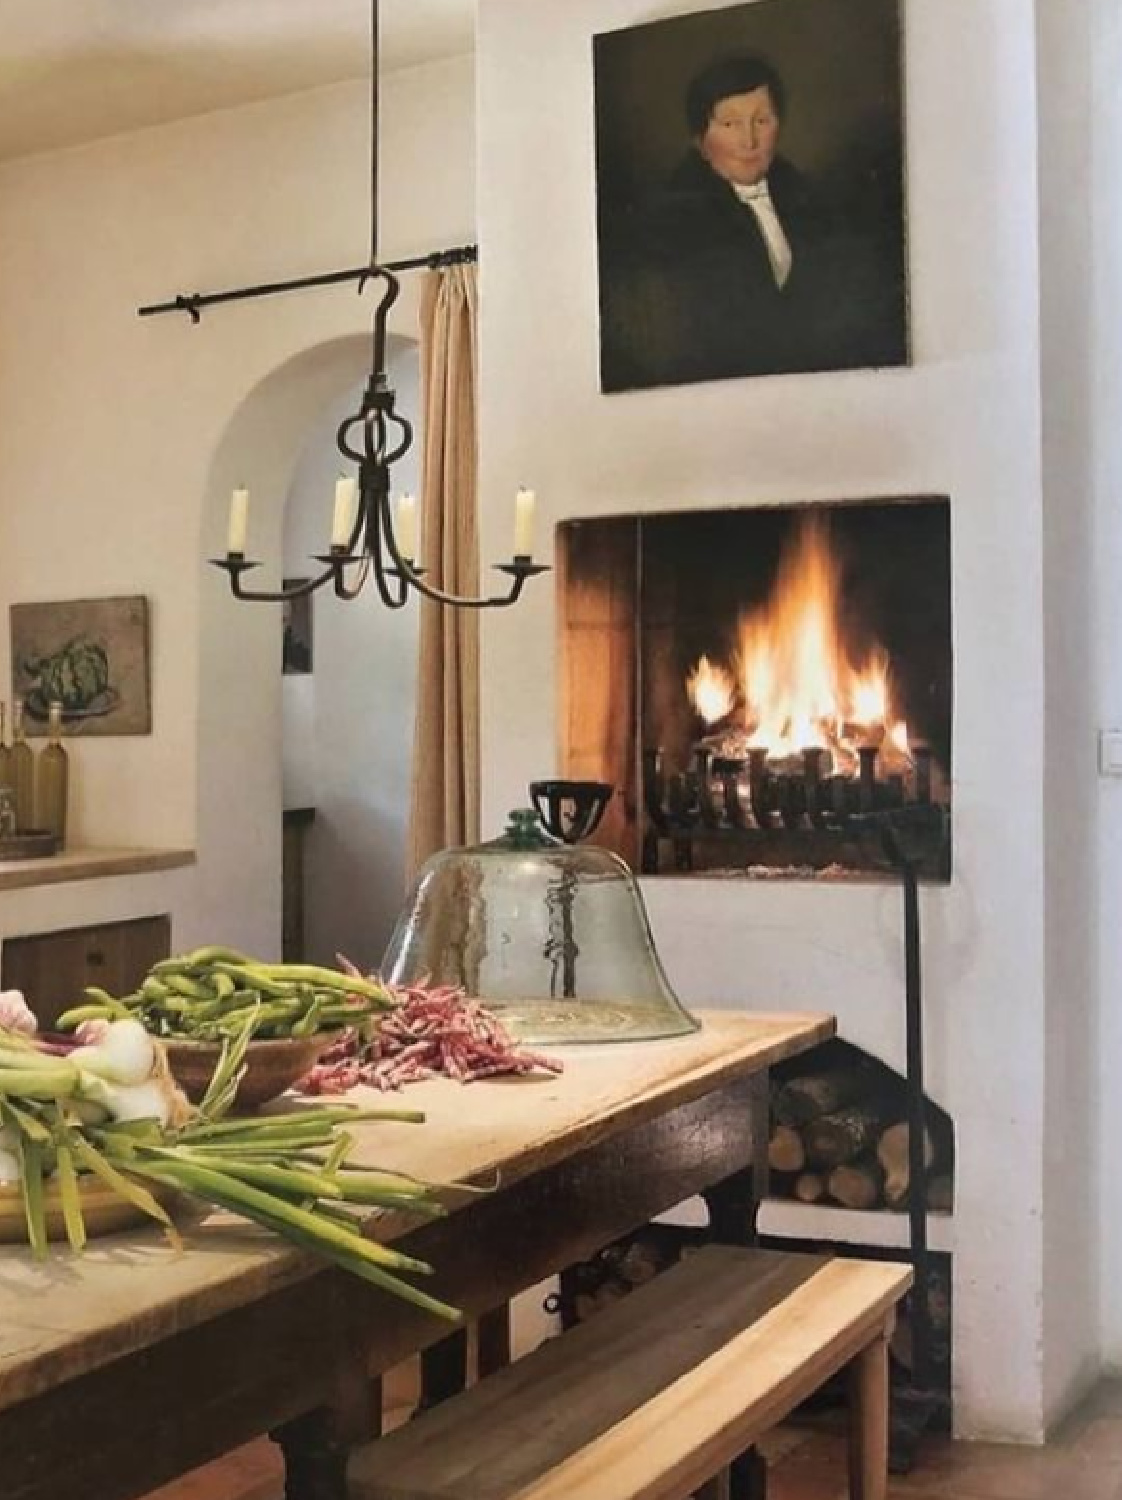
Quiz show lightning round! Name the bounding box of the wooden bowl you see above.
[0,1175,178,1243]
[163,1033,337,1110]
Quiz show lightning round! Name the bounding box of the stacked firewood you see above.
[768,1064,953,1213]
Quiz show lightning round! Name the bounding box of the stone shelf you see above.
[0,847,196,892]
[759,1197,955,1253]
[658,1194,954,1254]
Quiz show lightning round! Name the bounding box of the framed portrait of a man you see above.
[594,0,909,393]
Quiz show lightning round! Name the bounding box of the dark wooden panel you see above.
[557,517,640,866]
[2,915,171,1027]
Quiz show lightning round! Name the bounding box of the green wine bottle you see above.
[37,700,68,844]
[10,698,34,833]
[0,701,13,801]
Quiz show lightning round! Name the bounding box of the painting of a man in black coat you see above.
[595,0,909,392]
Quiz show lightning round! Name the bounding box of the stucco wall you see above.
[0,56,474,955]
[474,0,1062,1439]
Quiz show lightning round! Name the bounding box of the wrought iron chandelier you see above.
[212,0,546,610]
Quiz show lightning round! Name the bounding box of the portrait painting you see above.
[594,0,909,393]
[10,595,151,736]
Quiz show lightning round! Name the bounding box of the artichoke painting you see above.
[10,596,150,736]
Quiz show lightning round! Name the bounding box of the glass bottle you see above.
[37,700,68,844]
[0,702,12,804]
[10,698,34,833]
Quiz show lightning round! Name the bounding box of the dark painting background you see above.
[594,0,909,391]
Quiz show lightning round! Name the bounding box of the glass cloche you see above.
[381,808,698,1044]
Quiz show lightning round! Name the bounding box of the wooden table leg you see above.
[418,1326,469,1410]
[269,1409,349,1500]
[703,1072,769,1246]
[477,1304,513,1378]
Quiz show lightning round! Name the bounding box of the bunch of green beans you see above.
[56,946,395,1042]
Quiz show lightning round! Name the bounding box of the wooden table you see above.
[0,1009,832,1500]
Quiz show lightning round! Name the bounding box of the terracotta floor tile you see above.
[141,1379,1122,1500]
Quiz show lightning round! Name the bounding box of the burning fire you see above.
[685,514,912,774]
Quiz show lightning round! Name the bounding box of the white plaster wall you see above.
[1088,1,1122,1370]
[1036,0,1103,1425]
[281,344,421,970]
[476,0,1052,1438]
[0,55,474,960]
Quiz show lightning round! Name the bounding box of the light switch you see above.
[1099,730,1122,776]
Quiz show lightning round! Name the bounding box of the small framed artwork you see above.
[594,0,909,392]
[282,584,313,675]
[10,595,151,736]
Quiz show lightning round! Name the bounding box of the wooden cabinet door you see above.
[1,915,171,1029]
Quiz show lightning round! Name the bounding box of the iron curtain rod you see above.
[136,243,478,324]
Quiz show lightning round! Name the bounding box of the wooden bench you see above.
[350,1245,913,1500]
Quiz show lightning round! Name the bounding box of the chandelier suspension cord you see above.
[369,0,380,270]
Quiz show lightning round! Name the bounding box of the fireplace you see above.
[558,497,953,881]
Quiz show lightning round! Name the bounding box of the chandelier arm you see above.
[369,555,412,610]
[210,559,340,604]
[386,556,551,610]
[332,553,375,602]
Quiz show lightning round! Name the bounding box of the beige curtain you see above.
[407,262,481,878]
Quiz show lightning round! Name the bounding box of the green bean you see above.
[164,972,216,1001]
[210,963,293,998]
[55,1003,122,1030]
[250,964,393,1004]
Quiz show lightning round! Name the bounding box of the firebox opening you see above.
[557,496,953,881]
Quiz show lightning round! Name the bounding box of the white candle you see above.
[227,486,250,555]
[513,486,536,558]
[331,476,358,549]
[395,492,417,561]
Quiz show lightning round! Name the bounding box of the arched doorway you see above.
[196,333,420,968]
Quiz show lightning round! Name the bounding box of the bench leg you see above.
[848,1329,890,1500]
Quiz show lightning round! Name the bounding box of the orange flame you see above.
[686,514,909,773]
[687,655,736,726]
